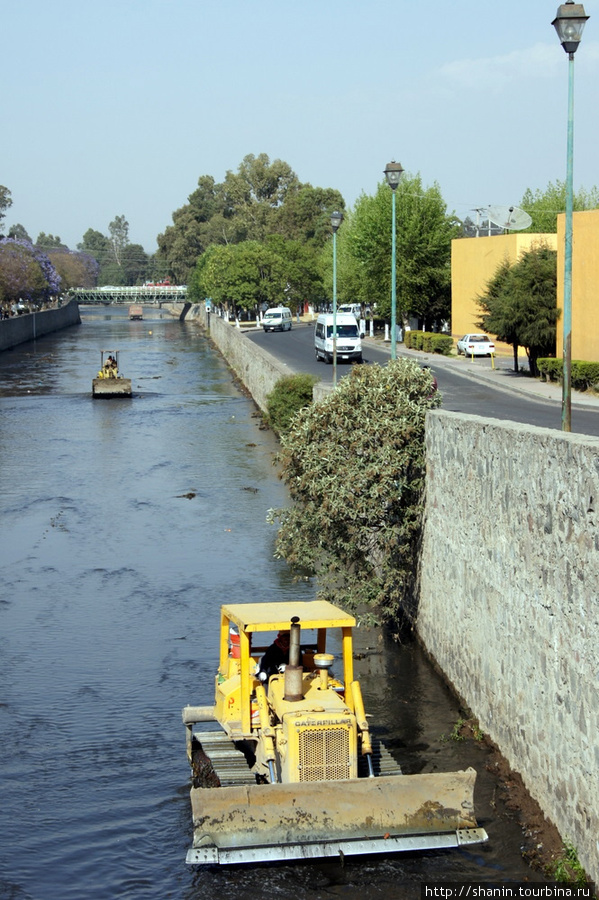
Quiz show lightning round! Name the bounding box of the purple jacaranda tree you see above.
[47,247,99,290]
[0,238,61,304]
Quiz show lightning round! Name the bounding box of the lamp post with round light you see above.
[384,161,404,360]
[552,0,589,432]
[330,210,344,386]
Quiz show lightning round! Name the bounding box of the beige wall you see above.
[556,209,599,362]
[451,233,558,353]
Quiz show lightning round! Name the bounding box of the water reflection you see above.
[0,308,546,900]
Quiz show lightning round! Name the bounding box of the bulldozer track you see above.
[194,729,402,785]
[193,730,256,786]
[358,734,403,777]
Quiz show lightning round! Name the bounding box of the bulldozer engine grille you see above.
[298,727,351,781]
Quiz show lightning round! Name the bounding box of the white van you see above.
[338,303,362,319]
[262,307,292,332]
[314,313,363,364]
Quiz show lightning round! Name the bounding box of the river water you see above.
[0,308,548,900]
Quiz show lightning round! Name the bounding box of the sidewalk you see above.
[362,336,599,410]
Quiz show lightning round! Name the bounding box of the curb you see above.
[362,338,599,411]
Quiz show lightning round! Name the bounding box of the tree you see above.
[47,248,99,290]
[475,258,518,367]
[8,224,31,242]
[36,233,68,250]
[156,175,239,282]
[0,238,61,305]
[120,243,148,285]
[520,180,599,233]
[275,185,345,247]
[77,229,111,283]
[156,155,345,282]
[189,235,322,314]
[222,153,300,241]
[339,174,459,330]
[267,359,441,625]
[264,235,323,312]
[77,222,147,285]
[195,241,283,313]
[78,228,111,258]
[108,215,129,267]
[477,244,559,377]
[0,186,12,232]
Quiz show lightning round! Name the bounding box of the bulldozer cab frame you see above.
[217,601,356,738]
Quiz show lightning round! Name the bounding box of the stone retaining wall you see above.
[0,300,81,352]
[181,305,290,412]
[418,410,599,883]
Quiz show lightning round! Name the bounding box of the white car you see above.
[457,334,495,357]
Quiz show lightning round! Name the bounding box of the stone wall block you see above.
[419,411,599,883]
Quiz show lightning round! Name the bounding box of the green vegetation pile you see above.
[266,373,320,436]
[267,359,440,625]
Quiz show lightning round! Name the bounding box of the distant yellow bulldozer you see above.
[92,350,131,398]
[182,600,488,865]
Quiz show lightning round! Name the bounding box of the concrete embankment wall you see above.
[180,304,291,412]
[418,411,599,883]
[0,300,81,352]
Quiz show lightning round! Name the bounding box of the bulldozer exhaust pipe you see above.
[288,616,301,667]
[284,616,303,701]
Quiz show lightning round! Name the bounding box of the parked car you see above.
[457,334,495,357]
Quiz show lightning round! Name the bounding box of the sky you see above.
[3,0,599,254]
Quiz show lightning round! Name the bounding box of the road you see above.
[246,321,599,436]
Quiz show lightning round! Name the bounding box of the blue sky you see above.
[4,0,599,253]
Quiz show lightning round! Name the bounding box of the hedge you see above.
[403,330,453,356]
[266,373,320,435]
[537,358,599,391]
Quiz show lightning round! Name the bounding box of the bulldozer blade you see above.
[186,827,488,865]
[188,768,487,865]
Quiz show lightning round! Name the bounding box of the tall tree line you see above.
[179,156,459,329]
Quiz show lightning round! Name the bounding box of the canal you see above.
[0,308,551,899]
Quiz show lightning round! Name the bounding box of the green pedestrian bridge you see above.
[69,285,188,305]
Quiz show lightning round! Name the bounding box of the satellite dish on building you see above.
[485,205,532,232]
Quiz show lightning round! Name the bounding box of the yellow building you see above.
[451,232,558,354]
[555,209,599,362]
[451,208,599,362]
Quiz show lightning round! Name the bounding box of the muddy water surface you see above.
[0,309,547,900]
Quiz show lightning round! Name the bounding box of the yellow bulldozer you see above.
[182,601,488,865]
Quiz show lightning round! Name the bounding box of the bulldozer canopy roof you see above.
[222,601,356,634]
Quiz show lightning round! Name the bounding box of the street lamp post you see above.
[552,0,589,432]
[330,210,344,386]
[384,161,404,360]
